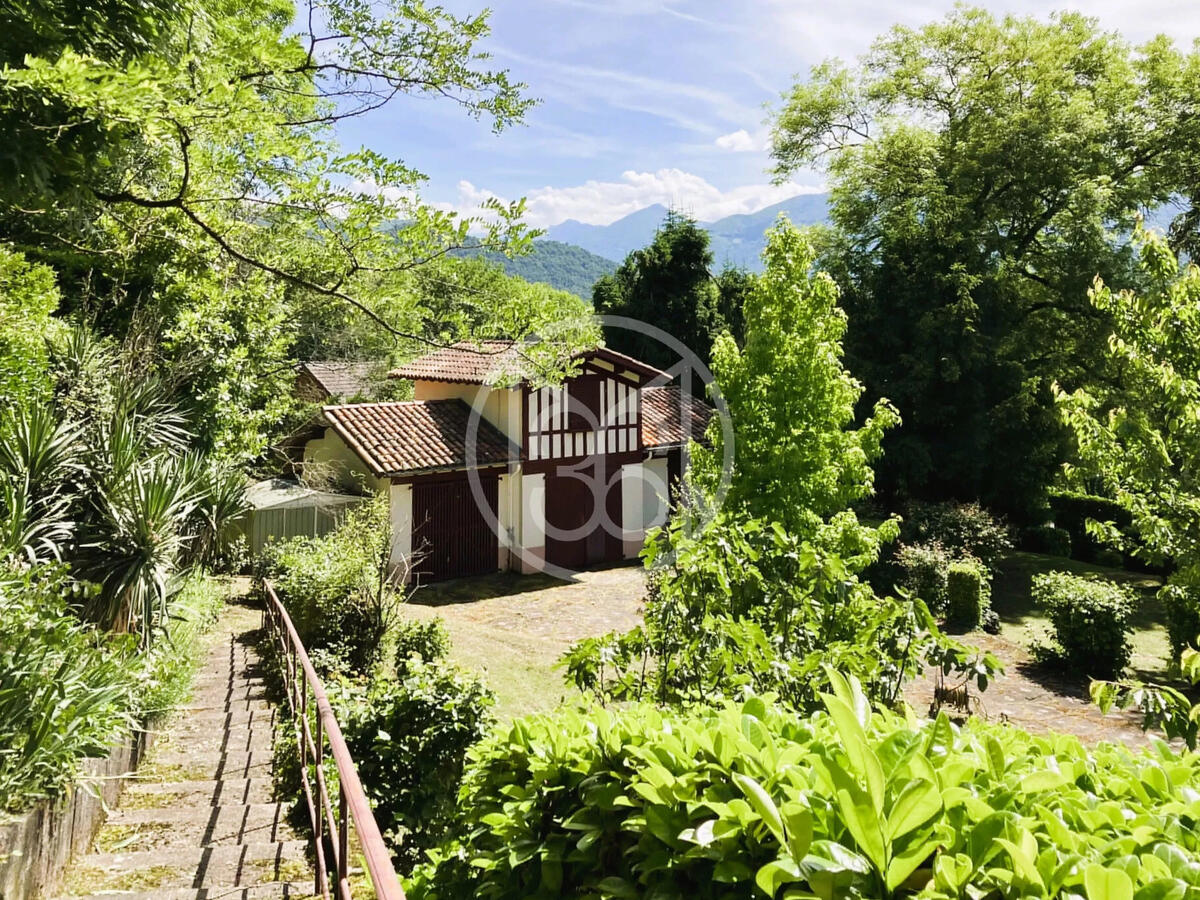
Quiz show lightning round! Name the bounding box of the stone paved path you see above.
[58,598,313,900]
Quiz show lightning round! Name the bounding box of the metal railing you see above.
[262,579,405,900]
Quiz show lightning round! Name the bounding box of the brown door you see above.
[411,474,498,582]
[545,463,623,570]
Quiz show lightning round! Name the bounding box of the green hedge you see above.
[1047,490,1132,565]
[410,685,1200,900]
[1162,582,1200,662]
[1033,572,1135,679]
[946,559,989,629]
[1019,524,1072,559]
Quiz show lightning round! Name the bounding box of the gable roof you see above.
[389,340,670,386]
[300,361,377,400]
[323,400,516,478]
[641,385,713,449]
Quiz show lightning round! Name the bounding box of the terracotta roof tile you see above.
[390,340,670,385]
[642,385,713,449]
[300,361,377,400]
[324,400,515,477]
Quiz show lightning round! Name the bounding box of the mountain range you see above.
[547,192,831,272]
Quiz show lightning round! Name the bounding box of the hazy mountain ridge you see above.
[547,193,832,272]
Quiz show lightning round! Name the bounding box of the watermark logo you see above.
[453,316,734,580]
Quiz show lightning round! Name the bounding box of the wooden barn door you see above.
[545,464,623,570]
[411,473,498,582]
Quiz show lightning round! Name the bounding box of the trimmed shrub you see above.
[331,661,493,873]
[410,690,1200,900]
[394,618,451,676]
[1095,548,1126,569]
[1032,572,1135,679]
[893,541,953,614]
[946,558,990,629]
[1020,523,1072,558]
[1162,581,1200,662]
[902,501,1012,566]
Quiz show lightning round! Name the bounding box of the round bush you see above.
[394,617,451,676]
[1032,572,1135,679]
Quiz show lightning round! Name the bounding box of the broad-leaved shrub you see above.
[394,617,451,676]
[1033,572,1135,679]
[901,501,1012,566]
[411,681,1200,900]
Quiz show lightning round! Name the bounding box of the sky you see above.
[333,0,1200,230]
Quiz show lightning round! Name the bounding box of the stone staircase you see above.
[57,602,313,900]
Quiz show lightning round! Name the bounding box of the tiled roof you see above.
[641,385,713,449]
[300,361,377,400]
[390,340,670,385]
[323,400,515,477]
[389,341,524,385]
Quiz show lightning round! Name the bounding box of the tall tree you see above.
[0,0,540,460]
[771,7,1200,518]
[593,211,745,372]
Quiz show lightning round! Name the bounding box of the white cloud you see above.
[450,169,825,228]
[714,128,767,152]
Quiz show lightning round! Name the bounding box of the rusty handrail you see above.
[261,579,405,900]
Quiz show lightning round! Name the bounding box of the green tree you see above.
[771,7,1200,518]
[1070,232,1200,744]
[563,222,994,712]
[0,245,63,409]
[1058,229,1200,603]
[593,211,746,371]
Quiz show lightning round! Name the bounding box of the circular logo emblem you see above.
[456,315,735,580]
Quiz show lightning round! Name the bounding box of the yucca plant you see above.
[183,457,249,568]
[0,403,81,563]
[80,454,201,645]
[0,477,73,564]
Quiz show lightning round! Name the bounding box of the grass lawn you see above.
[990,551,1168,679]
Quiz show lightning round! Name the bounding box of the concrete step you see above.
[74,882,312,900]
[101,803,293,849]
[156,722,276,757]
[182,697,273,715]
[149,750,271,778]
[180,708,278,730]
[64,841,310,892]
[122,778,276,808]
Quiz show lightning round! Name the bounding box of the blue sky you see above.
[334,0,1200,229]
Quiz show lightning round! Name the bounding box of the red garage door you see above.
[544,464,622,571]
[411,474,499,582]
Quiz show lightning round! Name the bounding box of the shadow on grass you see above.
[409,561,638,608]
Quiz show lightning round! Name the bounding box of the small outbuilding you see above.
[239,479,364,554]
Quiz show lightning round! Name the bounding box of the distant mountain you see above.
[548,204,671,265]
[547,194,831,272]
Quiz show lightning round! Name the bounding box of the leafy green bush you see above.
[1019,524,1072,558]
[893,542,953,614]
[411,680,1200,900]
[0,566,138,812]
[945,558,989,629]
[134,573,226,718]
[330,661,493,873]
[261,494,407,674]
[1033,572,1135,679]
[901,501,1012,566]
[394,617,451,676]
[1162,581,1200,662]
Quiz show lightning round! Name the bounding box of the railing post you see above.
[339,782,349,894]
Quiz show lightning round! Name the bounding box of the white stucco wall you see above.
[620,458,670,558]
[302,429,388,494]
[389,482,413,573]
